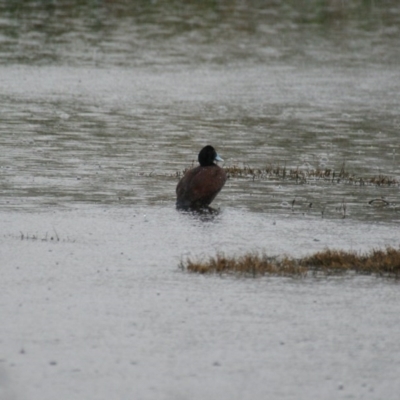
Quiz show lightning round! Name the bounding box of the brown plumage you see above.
[176,145,227,210]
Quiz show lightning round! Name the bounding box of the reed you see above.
[182,247,400,278]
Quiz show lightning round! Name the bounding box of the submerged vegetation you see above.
[181,247,400,278]
[223,163,398,186]
[3,230,75,243]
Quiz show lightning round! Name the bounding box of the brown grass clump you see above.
[220,163,398,186]
[182,247,400,278]
[224,165,263,180]
[183,253,307,277]
[303,248,400,276]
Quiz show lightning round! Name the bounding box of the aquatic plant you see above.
[182,253,307,277]
[181,247,400,278]
[221,163,398,187]
[3,229,75,243]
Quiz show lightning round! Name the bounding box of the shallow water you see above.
[1,1,400,399]
[1,208,400,400]
[2,65,399,222]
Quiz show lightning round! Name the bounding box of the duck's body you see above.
[176,146,227,210]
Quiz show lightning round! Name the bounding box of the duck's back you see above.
[176,165,227,208]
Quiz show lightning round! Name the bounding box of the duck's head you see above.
[198,145,223,167]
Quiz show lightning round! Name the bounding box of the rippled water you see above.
[1,1,400,222]
[1,65,399,221]
[1,1,400,400]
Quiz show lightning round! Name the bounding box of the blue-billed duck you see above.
[176,145,227,210]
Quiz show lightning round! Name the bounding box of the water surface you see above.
[1,1,400,400]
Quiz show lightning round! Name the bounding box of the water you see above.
[2,65,399,219]
[1,1,400,399]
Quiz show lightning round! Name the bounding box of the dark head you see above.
[198,145,223,167]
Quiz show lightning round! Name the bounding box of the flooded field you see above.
[1,1,400,399]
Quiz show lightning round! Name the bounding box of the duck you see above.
[176,145,227,210]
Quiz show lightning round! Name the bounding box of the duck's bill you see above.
[215,154,224,162]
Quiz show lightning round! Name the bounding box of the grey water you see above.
[1,1,400,400]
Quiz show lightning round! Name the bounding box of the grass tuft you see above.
[182,253,308,277]
[303,248,400,276]
[221,163,398,186]
[182,247,400,278]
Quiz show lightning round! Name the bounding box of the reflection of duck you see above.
[176,145,227,210]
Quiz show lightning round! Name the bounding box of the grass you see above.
[181,247,400,278]
[222,162,398,186]
[3,229,76,243]
[19,230,60,242]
